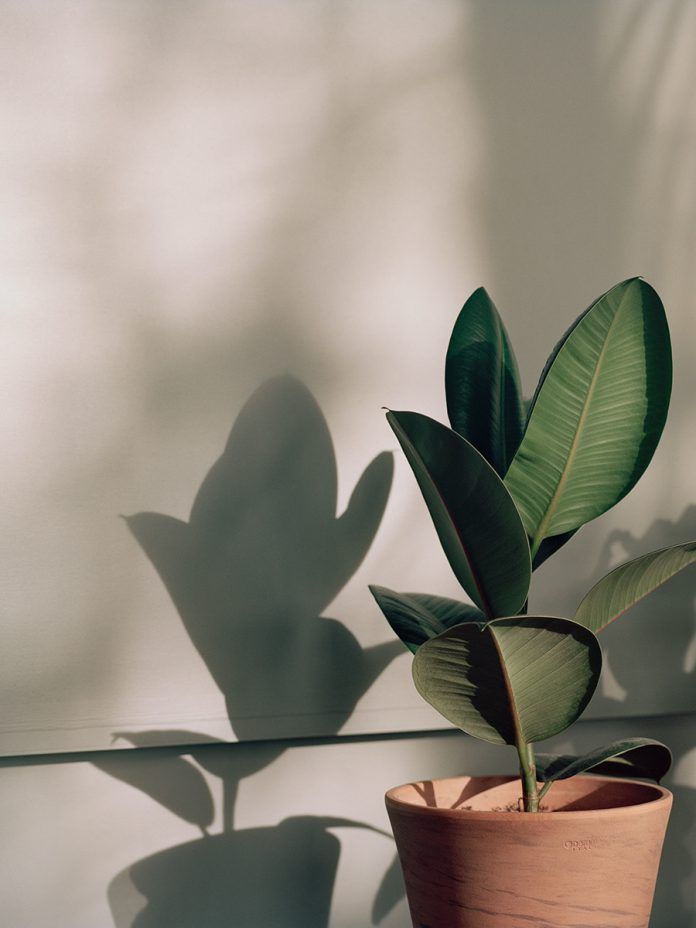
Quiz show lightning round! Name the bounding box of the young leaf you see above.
[387,411,531,618]
[445,287,525,475]
[369,586,484,653]
[412,617,601,745]
[504,279,672,555]
[574,541,696,633]
[536,738,672,784]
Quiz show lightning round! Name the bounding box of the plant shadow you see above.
[590,505,696,719]
[95,376,402,927]
[126,374,399,742]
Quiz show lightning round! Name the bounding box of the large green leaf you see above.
[369,585,484,653]
[387,411,531,617]
[523,295,601,569]
[536,738,672,784]
[504,278,672,556]
[445,287,525,475]
[412,616,601,745]
[523,283,610,424]
[574,541,696,633]
[522,288,617,569]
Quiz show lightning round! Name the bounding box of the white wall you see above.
[2,1,696,925]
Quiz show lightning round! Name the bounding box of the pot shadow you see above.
[94,376,403,927]
[109,818,342,928]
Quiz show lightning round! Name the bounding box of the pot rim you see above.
[385,773,672,821]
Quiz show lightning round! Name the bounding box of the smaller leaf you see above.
[369,586,484,653]
[574,541,696,633]
[386,410,531,617]
[445,287,525,475]
[536,738,672,784]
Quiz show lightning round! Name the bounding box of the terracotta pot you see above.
[386,774,671,928]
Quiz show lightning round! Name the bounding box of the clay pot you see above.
[386,774,672,928]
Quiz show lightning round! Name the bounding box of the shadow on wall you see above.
[532,506,696,928]
[592,506,696,719]
[590,509,696,928]
[534,506,696,721]
[93,376,402,927]
[125,374,399,743]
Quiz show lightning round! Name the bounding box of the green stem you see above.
[517,741,539,812]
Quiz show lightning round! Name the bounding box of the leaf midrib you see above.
[489,625,525,748]
[530,294,626,556]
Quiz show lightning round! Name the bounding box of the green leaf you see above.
[369,585,484,653]
[574,541,696,633]
[524,284,605,424]
[387,411,531,618]
[523,295,601,569]
[522,289,614,568]
[504,278,672,555]
[445,287,525,475]
[412,616,601,745]
[536,738,672,784]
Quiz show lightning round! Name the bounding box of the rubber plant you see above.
[371,278,695,812]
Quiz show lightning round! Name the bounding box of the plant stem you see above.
[517,741,539,812]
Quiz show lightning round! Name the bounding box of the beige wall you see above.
[2,1,696,925]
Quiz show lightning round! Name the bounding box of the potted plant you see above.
[370,278,696,928]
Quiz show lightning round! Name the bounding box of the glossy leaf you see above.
[521,289,614,567]
[522,295,602,568]
[445,287,525,475]
[536,738,672,783]
[369,585,484,653]
[412,617,601,745]
[387,410,531,618]
[524,283,609,424]
[504,278,672,555]
[574,541,696,633]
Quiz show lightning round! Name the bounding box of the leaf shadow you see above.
[591,505,696,718]
[125,374,399,741]
[96,376,402,926]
